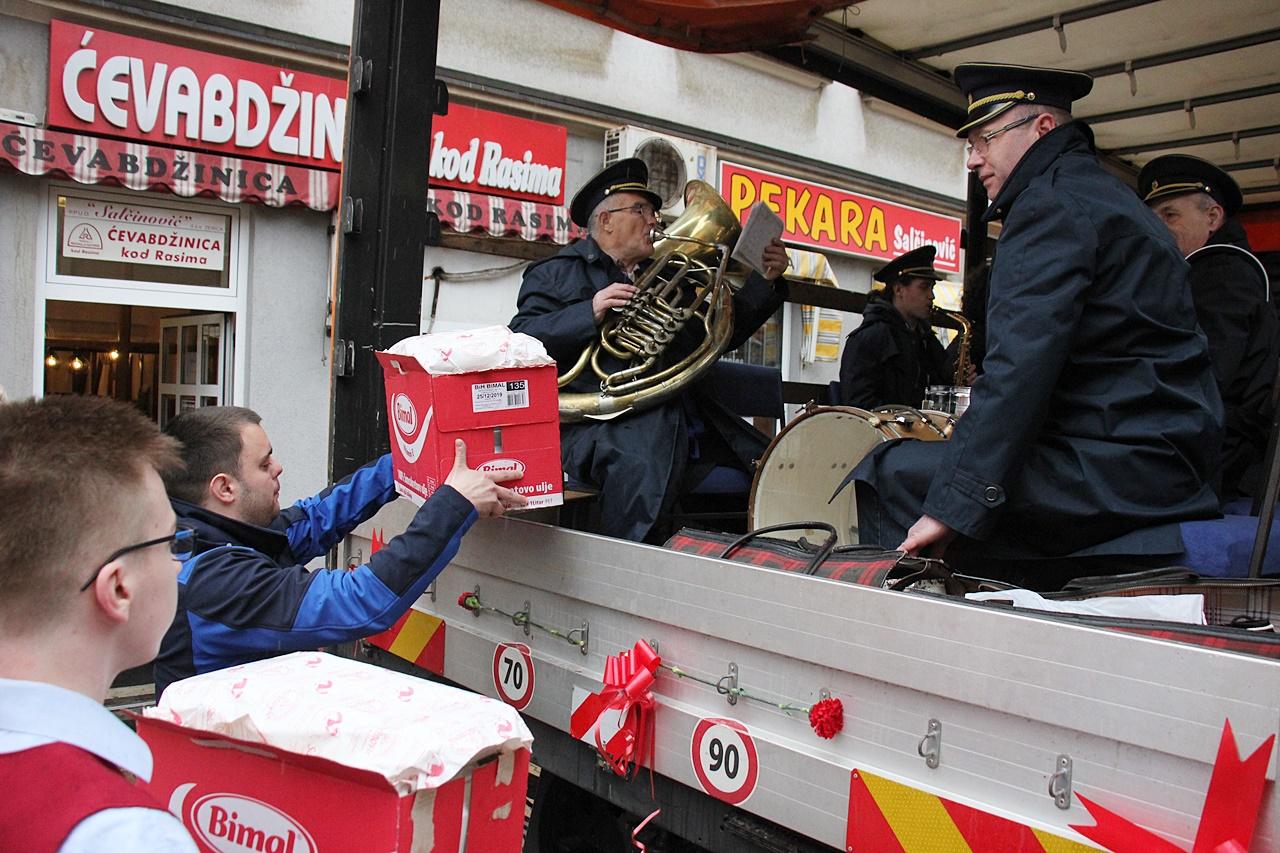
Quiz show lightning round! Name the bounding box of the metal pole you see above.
[330,0,445,481]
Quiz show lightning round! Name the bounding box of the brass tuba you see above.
[557,180,743,422]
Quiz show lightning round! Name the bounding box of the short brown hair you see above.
[0,396,182,631]
[162,406,262,504]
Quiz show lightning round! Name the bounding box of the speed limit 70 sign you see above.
[690,717,759,805]
[492,642,534,710]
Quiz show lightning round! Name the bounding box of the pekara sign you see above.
[719,161,962,273]
[62,195,227,271]
[48,20,348,170]
[428,104,567,205]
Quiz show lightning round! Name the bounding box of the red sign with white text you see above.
[720,161,962,272]
[428,104,567,204]
[48,20,348,170]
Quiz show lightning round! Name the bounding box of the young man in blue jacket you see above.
[154,405,523,696]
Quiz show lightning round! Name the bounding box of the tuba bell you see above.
[557,180,744,422]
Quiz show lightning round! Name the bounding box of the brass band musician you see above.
[846,63,1223,589]
[837,245,953,410]
[509,159,790,543]
[1139,155,1279,504]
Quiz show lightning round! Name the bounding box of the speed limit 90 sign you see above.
[492,642,534,710]
[690,717,759,805]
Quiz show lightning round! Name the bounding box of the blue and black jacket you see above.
[154,455,476,696]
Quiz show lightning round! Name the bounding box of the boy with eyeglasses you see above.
[0,396,197,851]
[847,63,1222,589]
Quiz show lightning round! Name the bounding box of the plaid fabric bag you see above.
[664,522,968,593]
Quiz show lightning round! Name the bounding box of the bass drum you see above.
[748,406,947,546]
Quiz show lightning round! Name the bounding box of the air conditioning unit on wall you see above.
[603,126,718,216]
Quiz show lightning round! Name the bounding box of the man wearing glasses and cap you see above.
[0,396,197,850]
[847,63,1222,588]
[1140,154,1279,503]
[838,245,953,409]
[511,158,790,542]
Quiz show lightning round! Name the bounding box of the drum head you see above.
[748,407,892,546]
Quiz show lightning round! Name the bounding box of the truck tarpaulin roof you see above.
[534,0,859,52]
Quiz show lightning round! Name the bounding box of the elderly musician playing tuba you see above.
[510,158,789,543]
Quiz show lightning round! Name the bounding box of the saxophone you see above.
[942,309,972,386]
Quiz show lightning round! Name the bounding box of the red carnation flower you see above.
[809,697,844,739]
[457,592,479,612]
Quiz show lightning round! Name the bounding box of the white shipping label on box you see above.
[472,379,530,412]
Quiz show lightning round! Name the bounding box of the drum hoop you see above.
[871,404,949,440]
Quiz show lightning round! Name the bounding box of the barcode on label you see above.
[472,379,530,412]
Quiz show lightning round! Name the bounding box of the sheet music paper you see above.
[730,202,784,276]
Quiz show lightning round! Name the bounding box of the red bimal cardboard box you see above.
[376,353,563,508]
[138,652,533,853]
[138,718,530,853]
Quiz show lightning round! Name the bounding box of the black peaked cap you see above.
[568,158,665,228]
[874,245,944,285]
[1138,154,1242,215]
[953,62,1093,137]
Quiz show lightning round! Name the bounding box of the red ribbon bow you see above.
[570,640,662,778]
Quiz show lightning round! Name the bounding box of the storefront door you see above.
[158,313,231,427]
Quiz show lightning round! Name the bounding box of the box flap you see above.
[136,714,396,791]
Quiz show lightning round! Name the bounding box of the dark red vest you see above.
[0,742,167,852]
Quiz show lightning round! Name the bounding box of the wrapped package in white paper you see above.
[966,588,1206,624]
[146,651,533,793]
[387,325,554,375]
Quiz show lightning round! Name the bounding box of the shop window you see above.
[45,186,241,300]
[54,192,233,288]
[723,306,783,368]
[43,301,168,416]
[39,185,243,422]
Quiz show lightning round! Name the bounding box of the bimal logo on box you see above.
[478,458,526,476]
[190,792,316,853]
[392,392,418,437]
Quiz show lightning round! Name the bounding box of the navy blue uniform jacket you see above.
[838,297,951,409]
[155,455,475,695]
[1187,218,1278,501]
[853,122,1222,558]
[509,236,786,541]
